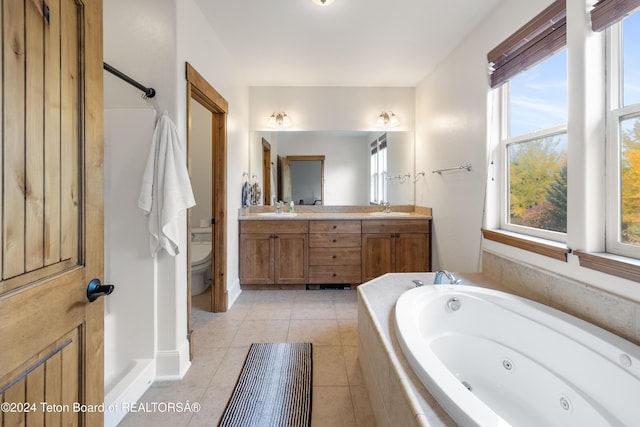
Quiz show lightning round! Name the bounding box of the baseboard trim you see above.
[104,359,156,427]
[155,340,191,381]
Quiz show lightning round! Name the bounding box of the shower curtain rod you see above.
[103,62,156,99]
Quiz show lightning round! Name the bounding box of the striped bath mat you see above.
[219,342,313,427]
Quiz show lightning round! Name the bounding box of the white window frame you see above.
[498,82,568,243]
[370,133,387,204]
[606,20,640,259]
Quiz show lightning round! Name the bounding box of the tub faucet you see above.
[434,270,461,285]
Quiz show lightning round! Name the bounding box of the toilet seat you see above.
[191,242,211,267]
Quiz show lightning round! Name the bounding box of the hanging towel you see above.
[139,111,196,257]
[242,181,252,207]
[252,182,262,205]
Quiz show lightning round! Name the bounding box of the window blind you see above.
[487,0,566,88]
[591,0,640,31]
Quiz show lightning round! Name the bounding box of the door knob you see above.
[86,278,114,303]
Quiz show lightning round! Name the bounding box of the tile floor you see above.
[119,288,375,426]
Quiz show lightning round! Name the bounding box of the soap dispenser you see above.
[289,201,295,213]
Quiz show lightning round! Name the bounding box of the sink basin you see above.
[257,212,298,217]
[369,211,411,217]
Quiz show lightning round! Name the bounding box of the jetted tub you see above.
[395,285,640,427]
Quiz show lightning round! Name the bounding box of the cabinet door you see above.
[275,233,308,285]
[240,234,274,285]
[395,233,430,272]
[362,234,395,282]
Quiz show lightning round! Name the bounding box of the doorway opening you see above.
[185,63,228,359]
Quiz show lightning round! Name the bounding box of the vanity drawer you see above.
[308,265,362,284]
[241,220,309,234]
[361,219,430,234]
[309,234,362,248]
[309,220,361,234]
[309,247,361,266]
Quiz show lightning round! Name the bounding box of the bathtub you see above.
[395,285,640,427]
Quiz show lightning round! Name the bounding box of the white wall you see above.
[415,0,640,303]
[103,0,250,424]
[387,132,415,205]
[103,110,157,427]
[415,0,554,272]
[176,0,250,307]
[103,0,179,424]
[250,86,414,132]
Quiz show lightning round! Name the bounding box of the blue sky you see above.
[508,50,567,137]
[624,12,640,106]
[508,12,640,138]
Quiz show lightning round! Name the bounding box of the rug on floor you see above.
[219,342,313,427]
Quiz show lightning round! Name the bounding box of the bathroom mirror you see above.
[249,131,415,206]
[279,155,325,205]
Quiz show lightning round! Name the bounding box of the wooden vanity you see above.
[239,207,432,290]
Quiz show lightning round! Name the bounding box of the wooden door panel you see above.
[60,0,80,264]
[26,0,46,272]
[0,0,104,426]
[275,234,308,284]
[45,0,62,266]
[240,234,275,285]
[1,0,80,289]
[362,234,394,282]
[1,327,81,427]
[395,234,430,272]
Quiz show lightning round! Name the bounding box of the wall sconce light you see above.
[377,111,399,127]
[267,112,292,128]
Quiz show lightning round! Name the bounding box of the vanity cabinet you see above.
[361,220,431,282]
[308,220,362,285]
[239,216,431,289]
[240,220,309,289]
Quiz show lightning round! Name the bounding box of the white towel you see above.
[139,111,196,257]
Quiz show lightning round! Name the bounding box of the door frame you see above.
[185,62,228,323]
[262,138,271,205]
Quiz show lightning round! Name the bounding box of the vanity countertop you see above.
[238,206,432,221]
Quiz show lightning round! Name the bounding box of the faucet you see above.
[383,201,391,213]
[434,270,461,285]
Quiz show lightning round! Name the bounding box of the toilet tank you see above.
[192,227,212,242]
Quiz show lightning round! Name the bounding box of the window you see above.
[502,50,568,241]
[606,10,640,258]
[370,133,387,204]
[488,0,567,243]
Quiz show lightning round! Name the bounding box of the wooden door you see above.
[0,0,104,426]
[395,233,430,272]
[239,234,275,285]
[274,233,308,285]
[361,234,394,282]
[262,138,271,205]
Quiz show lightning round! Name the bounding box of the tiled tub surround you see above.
[358,273,456,427]
[479,250,640,347]
[358,259,640,426]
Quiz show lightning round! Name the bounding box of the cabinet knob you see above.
[332,255,337,259]
[332,239,337,243]
[332,273,337,277]
[332,225,337,229]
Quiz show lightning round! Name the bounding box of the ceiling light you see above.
[377,111,399,127]
[312,0,335,5]
[268,112,292,128]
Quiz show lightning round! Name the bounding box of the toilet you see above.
[191,227,212,295]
